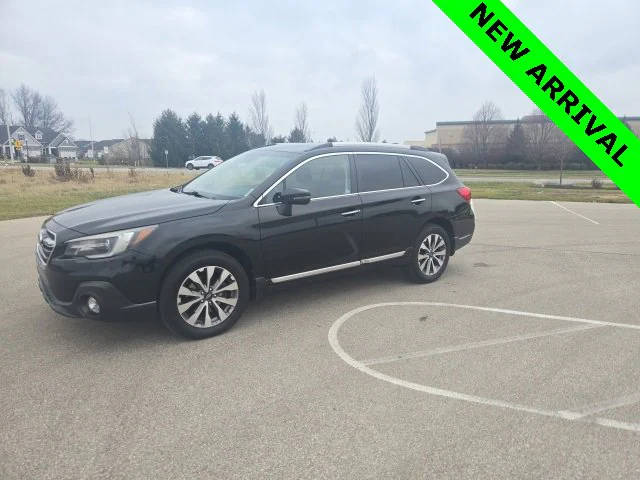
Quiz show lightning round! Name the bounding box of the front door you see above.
[258,154,362,280]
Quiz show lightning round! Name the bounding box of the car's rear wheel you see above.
[207,163,214,169]
[186,163,194,170]
[407,225,450,283]
[159,251,249,339]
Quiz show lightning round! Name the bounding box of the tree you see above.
[204,113,226,158]
[249,90,272,147]
[186,112,206,157]
[293,102,310,142]
[524,108,554,170]
[287,127,306,143]
[270,134,286,144]
[504,120,528,167]
[355,76,380,142]
[39,95,73,132]
[549,127,575,185]
[150,109,189,167]
[224,112,249,158]
[11,84,72,132]
[463,101,503,168]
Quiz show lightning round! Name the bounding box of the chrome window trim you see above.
[269,251,406,284]
[253,151,449,208]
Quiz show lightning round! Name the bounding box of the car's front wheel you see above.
[407,225,450,283]
[159,251,249,339]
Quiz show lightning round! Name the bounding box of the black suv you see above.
[36,143,475,338]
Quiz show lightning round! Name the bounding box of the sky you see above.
[1,0,638,143]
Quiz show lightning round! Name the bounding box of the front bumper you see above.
[38,274,156,321]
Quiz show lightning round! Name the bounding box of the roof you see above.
[0,125,21,144]
[24,126,59,145]
[93,139,124,149]
[435,115,640,128]
[264,142,432,156]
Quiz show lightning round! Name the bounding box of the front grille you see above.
[37,228,56,264]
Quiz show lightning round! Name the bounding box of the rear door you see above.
[258,153,363,280]
[355,153,431,260]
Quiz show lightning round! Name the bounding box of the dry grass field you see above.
[0,166,632,221]
[0,167,198,221]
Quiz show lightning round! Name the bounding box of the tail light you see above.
[457,186,472,203]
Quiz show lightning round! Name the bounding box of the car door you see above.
[257,153,363,280]
[355,153,432,259]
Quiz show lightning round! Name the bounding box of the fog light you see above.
[87,296,101,314]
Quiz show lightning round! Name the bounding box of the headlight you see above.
[64,225,157,259]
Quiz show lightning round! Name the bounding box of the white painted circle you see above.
[328,302,640,433]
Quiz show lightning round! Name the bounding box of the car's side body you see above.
[185,156,223,170]
[37,143,474,333]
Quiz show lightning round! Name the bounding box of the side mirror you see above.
[276,188,311,205]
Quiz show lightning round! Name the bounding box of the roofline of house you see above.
[435,115,640,127]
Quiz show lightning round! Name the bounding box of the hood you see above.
[53,189,228,235]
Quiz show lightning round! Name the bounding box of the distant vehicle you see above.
[36,142,475,339]
[185,156,223,170]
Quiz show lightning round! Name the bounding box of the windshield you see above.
[182,149,297,199]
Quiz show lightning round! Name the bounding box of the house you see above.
[91,139,124,160]
[25,127,78,159]
[1,124,78,160]
[1,125,42,159]
[102,138,151,166]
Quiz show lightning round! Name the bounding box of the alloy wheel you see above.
[418,233,447,276]
[176,266,239,328]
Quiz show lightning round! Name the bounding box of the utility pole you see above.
[5,124,13,161]
[89,118,94,161]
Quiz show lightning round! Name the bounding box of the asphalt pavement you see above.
[1,199,638,479]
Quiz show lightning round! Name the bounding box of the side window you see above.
[355,154,404,192]
[266,154,351,203]
[400,158,420,187]
[406,156,448,185]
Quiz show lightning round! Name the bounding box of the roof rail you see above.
[409,145,430,152]
[327,142,411,149]
[308,142,333,150]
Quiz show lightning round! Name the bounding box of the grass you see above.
[455,169,607,178]
[470,182,631,203]
[0,168,631,222]
[0,167,198,221]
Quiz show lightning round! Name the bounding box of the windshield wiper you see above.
[182,189,208,199]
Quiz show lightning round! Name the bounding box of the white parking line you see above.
[361,324,604,366]
[550,201,600,225]
[560,392,640,419]
[328,302,640,433]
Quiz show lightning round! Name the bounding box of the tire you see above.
[159,250,249,339]
[186,163,194,170]
[407,224,450,283]
[207,163,214,169]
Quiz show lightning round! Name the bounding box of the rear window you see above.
[355,154,404,192]
[405,156,448,185]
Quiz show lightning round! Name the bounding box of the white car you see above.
[185,156,223,170]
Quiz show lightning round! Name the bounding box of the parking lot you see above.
[1,199,638,479]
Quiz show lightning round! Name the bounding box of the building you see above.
[406,116,640,152]
[1,125,78,160]
[103,138,151,165]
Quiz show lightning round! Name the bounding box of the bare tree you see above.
[249,90,272,146]
[549,127,575,185]
[463,101,503,168]
[355,76,380,142]
[39,96,73,132]
[125,113,143,167]
[11,84,72,132]
[524,108,555,170]
[294,102,310,142]
[12,84,42,129]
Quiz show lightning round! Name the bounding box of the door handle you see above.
[411,197,426,205]
[341,209,361,217]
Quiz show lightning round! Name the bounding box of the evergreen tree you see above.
[204,113,226,158]
[150,109,188,167]
[504,120,529,168]
[224,112,249,158]
[287,127,306,143]
[270,134,286,144]
[185,112,207,158]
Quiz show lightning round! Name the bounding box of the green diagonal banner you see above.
[433,0,639,207]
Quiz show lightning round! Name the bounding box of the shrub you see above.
[54,161,73,181]
[591,178,603,189]
[21,164,36,177]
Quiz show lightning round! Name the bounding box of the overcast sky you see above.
[1,0,638,142]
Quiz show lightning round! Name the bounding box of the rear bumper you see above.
[454,233,473,251]
[38,275,156,322]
